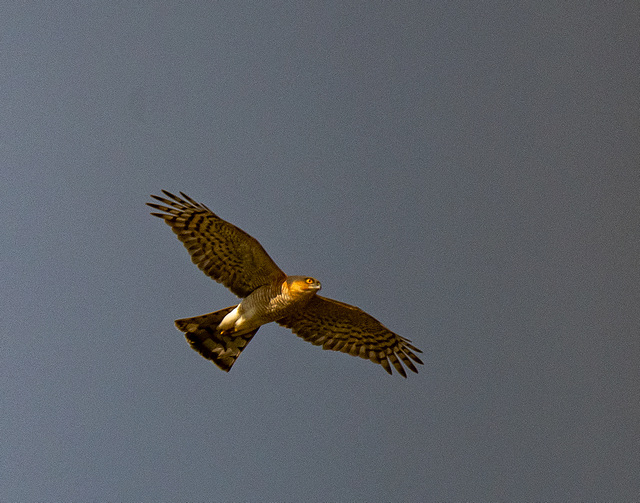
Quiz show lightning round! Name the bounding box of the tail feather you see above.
[175,306,259,372]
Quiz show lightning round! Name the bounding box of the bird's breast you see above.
[232,282,295,331]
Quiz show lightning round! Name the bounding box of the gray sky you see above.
[2,3,639,501]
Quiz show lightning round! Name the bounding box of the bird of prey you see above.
[147,190,423,377]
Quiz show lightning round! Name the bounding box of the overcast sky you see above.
[2,3,639,501]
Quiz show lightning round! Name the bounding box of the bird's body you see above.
[217,275,320,334]
[147,190,423,377]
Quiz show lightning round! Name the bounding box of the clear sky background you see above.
[2,3,638,501]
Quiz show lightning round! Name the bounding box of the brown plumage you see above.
[147,190,423,377]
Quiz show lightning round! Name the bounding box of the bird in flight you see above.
[147,191,423,377]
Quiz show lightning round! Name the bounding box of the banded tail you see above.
[175,306,259,372]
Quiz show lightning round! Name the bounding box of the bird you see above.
[147,190,423,377]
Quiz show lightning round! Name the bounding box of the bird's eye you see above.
[306,278,314,284]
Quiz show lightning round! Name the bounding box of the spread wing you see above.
[277,295,423,377]
[147,190,286,298]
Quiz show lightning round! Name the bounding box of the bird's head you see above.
[287,276,322,298]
